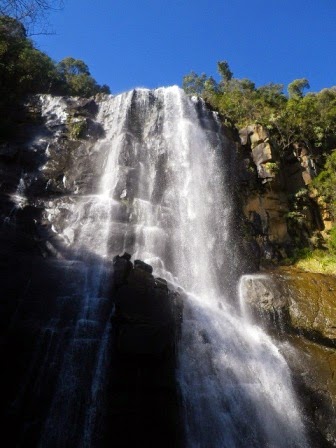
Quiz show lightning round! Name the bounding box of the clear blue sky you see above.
[34,0,336,94]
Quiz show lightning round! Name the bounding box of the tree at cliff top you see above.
[57,57,110,97]
[182,62,336,156]
[0,16,110,140]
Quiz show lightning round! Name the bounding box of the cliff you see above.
[236,123,332,268]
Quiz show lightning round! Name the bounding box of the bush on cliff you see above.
[312,150,336,220]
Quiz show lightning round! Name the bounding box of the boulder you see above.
[67,98,99,118]
[242,268,336,342]
[240,268,336,445]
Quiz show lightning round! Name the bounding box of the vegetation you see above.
[182,61,336,154]
[0,15,110,139]
[284,248,336,275]
[183,61,336,271]
[312,150,336,219]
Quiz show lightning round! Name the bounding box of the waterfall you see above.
[31,87,307,446]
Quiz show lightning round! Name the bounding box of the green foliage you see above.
[0,15,110,140]
[327,226,336,253]
[217,60,233,83]
[312,150,336,218]
[182,71,209,95]
[182,63,336,155]
[264,162,280,175]
[286,248,336,275]
[57,57,110,97]
[67,118,87,140]
[287,78,310,98]
[58,57,90,76]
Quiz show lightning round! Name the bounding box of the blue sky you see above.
[34,0,336,94]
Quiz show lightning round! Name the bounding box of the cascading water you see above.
[16,86,307,447]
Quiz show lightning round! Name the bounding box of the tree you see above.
[0,0,63,33]
[0,14,26,37]
[57,57,90,77]
[182,71,208,95]
[217,60,233,83]
[0,16,110,139]
[57,57,110,97]
[287,78,310,98]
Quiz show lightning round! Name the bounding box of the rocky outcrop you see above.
[240,269,336,446]
[238,124,326,265]
[111,253,182,356]
[109,254,183,447]
[239,124,274,182]
[242,268,336,342]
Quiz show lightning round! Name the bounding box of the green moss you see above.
[67,118,87,140]
[264,161,280,174]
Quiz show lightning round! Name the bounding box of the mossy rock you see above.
[243,268,336,342]
[67,117,87,140]
[284,270,336,340]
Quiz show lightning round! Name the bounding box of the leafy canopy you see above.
[182,61,336,155]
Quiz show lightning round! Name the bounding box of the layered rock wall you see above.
[237,124,327,265]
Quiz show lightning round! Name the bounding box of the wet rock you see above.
[112,256,180,356]
[285,335,336,447]
[243,269,336,343]
[67,98,99,118]
[109,255,183,447]
[134,259,154,274]
[0,143,19,161]
[240,268,336,445]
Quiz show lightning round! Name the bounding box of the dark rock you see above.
[108,256,183,447]
[0,143,19,161]
[68,98,99,118]
[134,259,153,274]
[112,253,133,289]
[85,118,105,140]
[112,257,178,357]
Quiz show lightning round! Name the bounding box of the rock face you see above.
[238,124,325,266]
[0,94,184,446]
[240,269,336,446]
[109,254,183,447]
[239,124,274,182]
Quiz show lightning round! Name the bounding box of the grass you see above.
[283,248,336,275]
